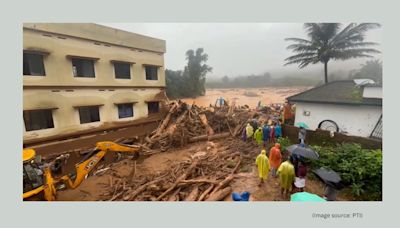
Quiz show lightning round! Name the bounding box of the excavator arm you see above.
[61,141,140,189]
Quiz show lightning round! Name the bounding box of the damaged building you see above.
[23,23,167,144]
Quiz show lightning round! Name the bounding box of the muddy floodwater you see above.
[182,87,311,108]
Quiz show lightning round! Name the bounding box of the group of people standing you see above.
[244,118,308,200]
[243,119,282,146]
[255,149,308,199]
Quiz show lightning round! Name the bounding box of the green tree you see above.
[285,23,381,83]
[184,48,212,97]
[165,69,188,98]
[165,48,212,99]
[349,59,382,84]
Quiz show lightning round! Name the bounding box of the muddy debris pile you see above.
[100,144,243,201]
[140,101,253,153]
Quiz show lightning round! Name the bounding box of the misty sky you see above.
[101,23,382,78]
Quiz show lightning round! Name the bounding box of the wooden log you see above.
[189,132,230,143]
[199,113,215,135]
[208,132,231,141]
[184,185,199,201]
[156,159,199,200]
[179,179,218,185]
[189,135,208,143]
[168,187,182,201]
[109,176,113,188]
[150,102,178,139]
[198,184,214,201]
[144,136,153,144]
[231,157,242,174]
[210,175,234,195]
[225,120,234,136]
[209,157,241,195]
[123,178,164,201]
[165,110,188,134]
[206,187,232,201]
[109,190,125,201]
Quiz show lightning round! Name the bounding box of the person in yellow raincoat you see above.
[253,127,263,145]
[277,156,295,199]
[255,149,270,186]
[246,123,254,139]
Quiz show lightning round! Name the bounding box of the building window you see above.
[147,102,159,114]
[78,106,100,124]
[23,53,46,76]
[72,58,95,77]
[114,62,131,79]
[145,66,158,80]
[23,109,54,131]
[117,103,134,119]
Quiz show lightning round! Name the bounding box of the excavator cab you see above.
[23,149,46,200]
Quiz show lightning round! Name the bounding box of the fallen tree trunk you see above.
[206,187,232,201]
[198,184,214,201]
[168,187,181,201]
[165,110,188,135]
[209,157,241,194]
[199,113,215,135]
[189,132,231,143]
[209,132,230,140]
[150,102,178,139]
[189,135,208,142]
[179,179,218,185]
[156,159,199,200]
[123,178,163,201]
[184,185,199,201]
[210,175,234,195]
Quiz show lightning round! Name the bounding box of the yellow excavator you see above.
[23,141,140,201]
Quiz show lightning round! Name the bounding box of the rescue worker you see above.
[242,127,247,142]
[246,123,254,140]
[277,156,296,199]
[270,123,276,144]
[262,122,270,148]
[298,126,307,145]
[283,101,294,124]
[253,127,263,146]
[275,122,282,138]
[255,149,270,186]
[269,143,282,178]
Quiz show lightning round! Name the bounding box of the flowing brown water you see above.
[182,87,311,108]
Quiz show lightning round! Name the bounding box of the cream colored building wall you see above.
[23,24,166,141]
[23,29,165,87]
[23,88,163,140]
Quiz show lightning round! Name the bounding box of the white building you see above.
[287,80,382,139]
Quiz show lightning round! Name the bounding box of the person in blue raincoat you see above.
[275,122,282,138]
[262,122,270,148]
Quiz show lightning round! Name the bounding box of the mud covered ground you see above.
[56,137,351,201]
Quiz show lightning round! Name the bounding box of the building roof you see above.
[287,80,382,106]
[23,23,166,53]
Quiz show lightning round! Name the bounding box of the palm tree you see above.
[285,23,381,83]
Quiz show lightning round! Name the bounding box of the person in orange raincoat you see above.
[269,143,282,178]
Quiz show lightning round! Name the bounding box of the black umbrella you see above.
[313,167,344,190]
[287,144,319,160]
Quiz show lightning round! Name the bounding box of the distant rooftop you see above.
[23,23,166,53]
[287,80,382,106]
